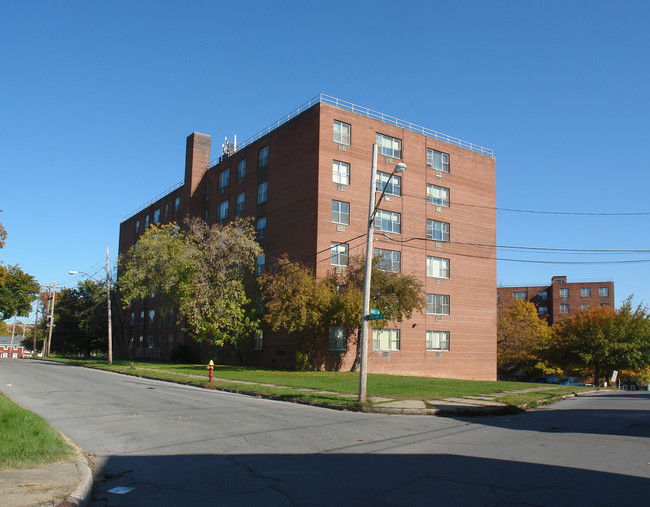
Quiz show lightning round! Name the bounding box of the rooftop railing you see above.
[122,180,183,222]
[210,93,493,167]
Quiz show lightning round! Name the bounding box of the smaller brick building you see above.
[0,336,24,359]
[497,276,615,325]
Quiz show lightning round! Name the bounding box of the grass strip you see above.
[0,392,77,471]
[38,357,596,410]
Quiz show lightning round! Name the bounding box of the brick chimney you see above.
[184,132,211,200]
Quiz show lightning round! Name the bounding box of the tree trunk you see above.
[594,362,600,387]
[350,326,362,372]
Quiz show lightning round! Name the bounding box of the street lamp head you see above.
[68,270,78,275]
[394,162,406,174]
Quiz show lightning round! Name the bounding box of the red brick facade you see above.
[119,98,497,380]
[497,275,615,325]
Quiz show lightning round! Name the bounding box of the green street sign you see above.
[369,309,381,315]
[367,313,384,320]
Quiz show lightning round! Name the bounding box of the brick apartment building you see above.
[118,94,497,380]
[497,275,615,325]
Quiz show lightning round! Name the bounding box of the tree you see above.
[259,255,335,369]
[260,255,425,371]
[119,217,263,349]
[548,297,650,386]
[0,209,7,248]
[51,279,110,356]
[0,264,40,320]
[497,299,552,378]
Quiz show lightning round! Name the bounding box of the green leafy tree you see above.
[260,255,425,371]
[119,217,263,349]
[259,255,335,369]
[51,279,109,356]
[0,209,7,248]
[334,256,425,371]
[0,264,39,320]
[497,299,552,378]
[548,297,650,385]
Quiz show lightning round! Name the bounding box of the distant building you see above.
[0,336,25,359]
[497,276,615,325]
[118,94,497,380]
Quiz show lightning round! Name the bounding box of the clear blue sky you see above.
[2,0,649,324]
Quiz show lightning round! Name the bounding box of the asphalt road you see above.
[1,360,649,506]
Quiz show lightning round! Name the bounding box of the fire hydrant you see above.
[207,360,214,382]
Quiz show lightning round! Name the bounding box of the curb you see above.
[57,456,93,507]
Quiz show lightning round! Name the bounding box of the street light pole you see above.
[358,144,406,403]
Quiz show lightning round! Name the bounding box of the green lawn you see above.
[40,357,593,408]
[0,392,78,471]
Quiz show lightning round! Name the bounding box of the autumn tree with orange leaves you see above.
[497,299,552,378]
[548,298,650,386]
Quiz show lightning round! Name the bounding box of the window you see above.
[332,200,350,225]
[329,326,347,351]
[513,291,528,300]
[427,294,450,315]
[333,160,350,185]
[374,209,401,234]
[581,288,591,297]
[426,256,450,278]
[258,146,269,168]
[333,121,351,145]
[375,248,401,272]
[581,304,588,310]
[376,171,401,196]
[538,291,548,300]
[599,287,609,297]
[256,217,266,238]
[237,159,246,180]
[129,312,135,327]
[257,182,267,204]
[560,304,570,314]
[427,184,450,207]
[168,307,175,326]
[219,169,230,190]
[376,133,401,159]
[255,255,265,276]
[373,329,400,351]
[168,334,174,351]
[426,331,450,351]
[145,214,150,228]
[135,220,140,235]
[236,192,245,217]
[331,242,348,266]
[163,203,169,221]
[205,180,211,200]
[559,288,569,299]
[427,220,450,242]
[218,201,229,223]
[152,209,160,223]
[253,330,263,350]
[173,197,180,217]
[538,306,548,317]
[427,148,450,172]
[148,310,155,325]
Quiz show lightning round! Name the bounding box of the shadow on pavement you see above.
[90,452,650,506]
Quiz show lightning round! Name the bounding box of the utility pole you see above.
[46,281,56,357]
[33,295,39,353]
[106,246,113,365]
[10,315,17,351]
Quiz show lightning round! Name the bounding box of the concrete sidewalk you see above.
[0,457,92,507]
